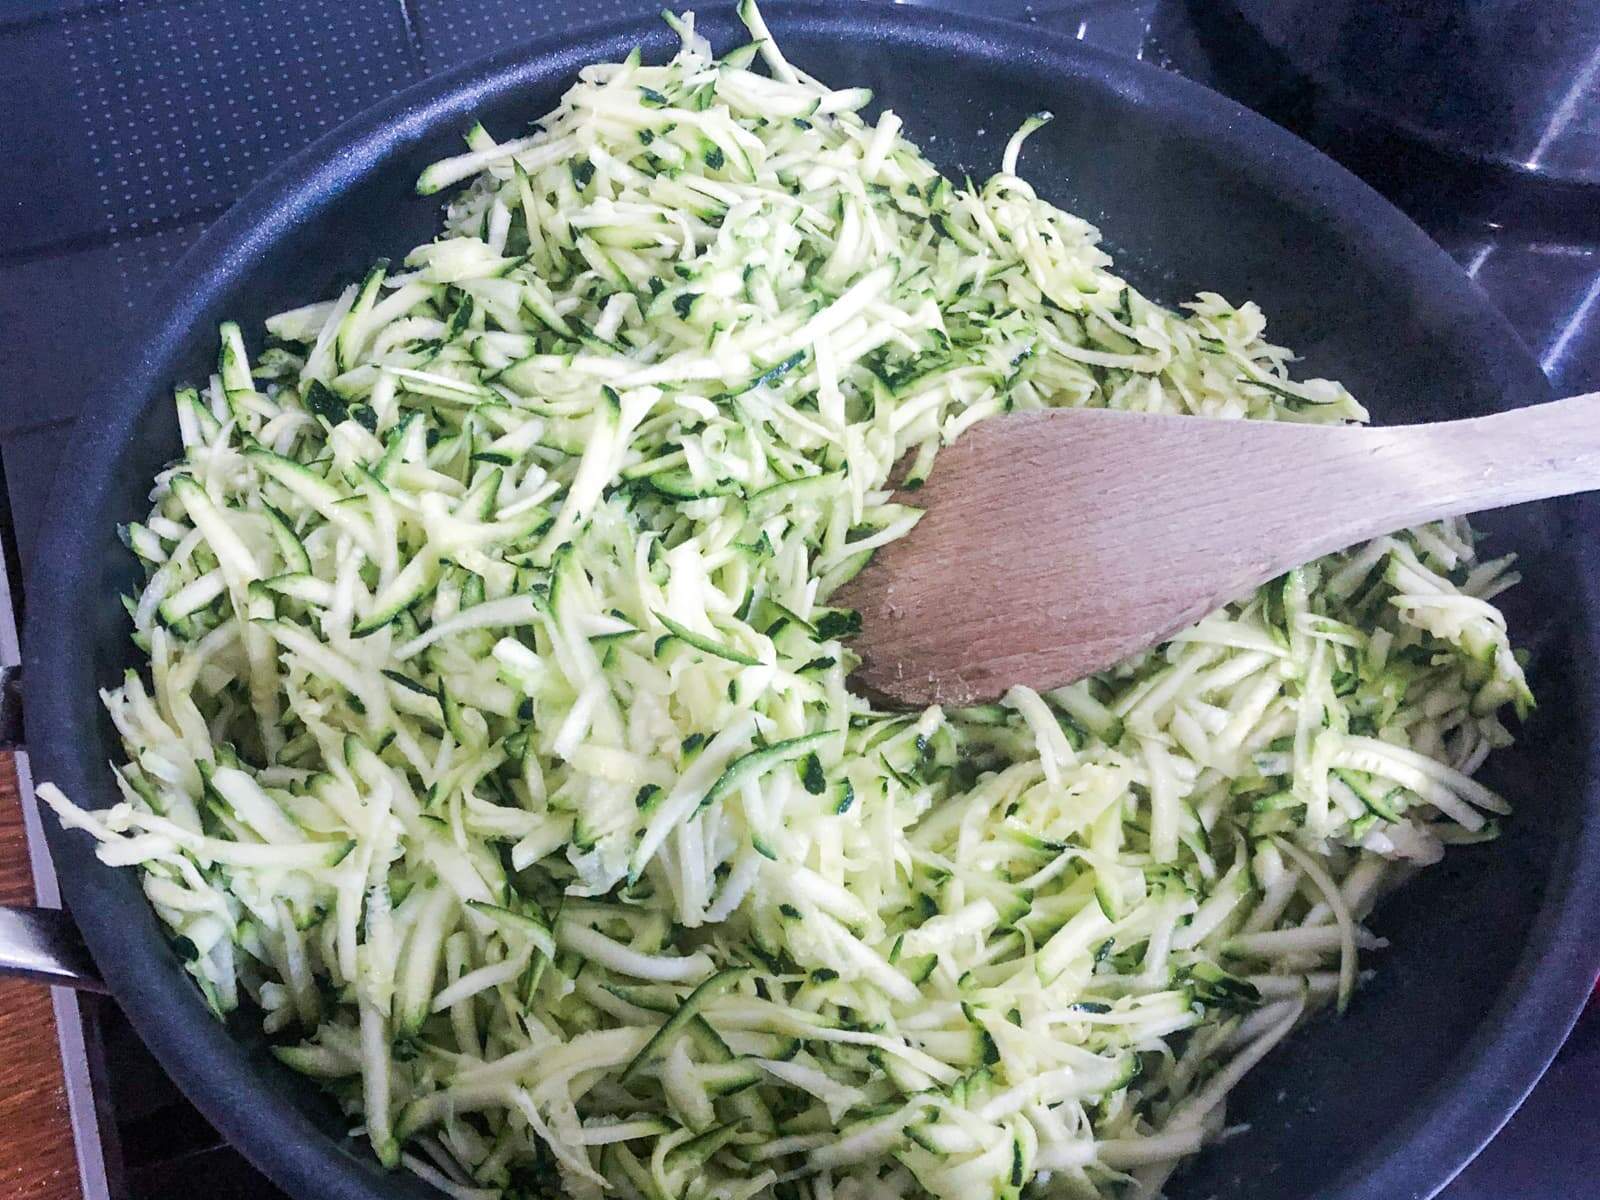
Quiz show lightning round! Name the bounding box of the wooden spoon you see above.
[836,394,1600,708]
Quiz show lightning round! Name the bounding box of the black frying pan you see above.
[21,5,1600,1198]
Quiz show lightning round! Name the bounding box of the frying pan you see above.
[16,4,1600,1198]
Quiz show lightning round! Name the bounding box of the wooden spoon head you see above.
[834,409,1302,708]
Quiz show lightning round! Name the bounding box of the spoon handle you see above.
[1350,392,1600,533]
[1160,392,1600,598]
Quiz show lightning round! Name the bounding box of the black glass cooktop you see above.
[1,1,1594,1197]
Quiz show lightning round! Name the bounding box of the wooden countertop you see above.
[0,750,82,1200]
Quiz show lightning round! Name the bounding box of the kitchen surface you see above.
[1,0,1596,1196]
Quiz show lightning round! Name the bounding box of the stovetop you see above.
[0,1,1594,1197]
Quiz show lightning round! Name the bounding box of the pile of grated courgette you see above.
[44,6,1532,1198]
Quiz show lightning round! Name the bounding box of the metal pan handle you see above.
[0,905,105,992]
[0,666,106,993]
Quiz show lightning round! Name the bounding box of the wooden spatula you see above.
[836,394,1600,708]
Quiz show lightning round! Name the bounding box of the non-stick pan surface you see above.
[24,5,1600,1198]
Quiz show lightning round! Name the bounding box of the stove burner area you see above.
[0,2,1593,1197]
